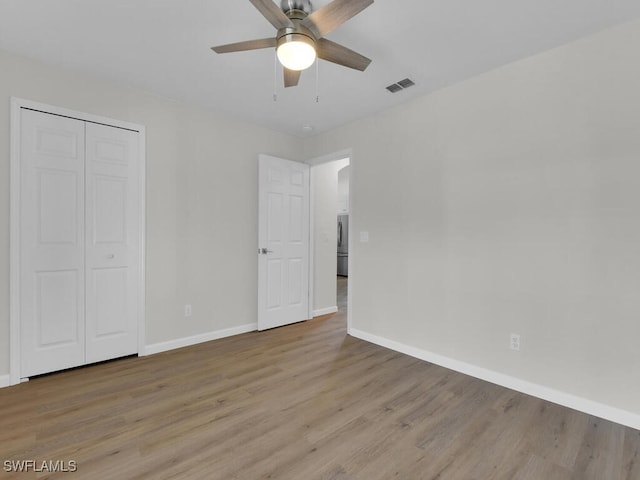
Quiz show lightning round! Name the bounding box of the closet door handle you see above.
[107,254,115,259]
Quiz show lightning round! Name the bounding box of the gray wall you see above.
[304,19,640,417]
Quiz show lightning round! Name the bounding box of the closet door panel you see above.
[85,123,139,363]
[20,110,86,377]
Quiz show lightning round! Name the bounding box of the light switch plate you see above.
[360,231,369,243]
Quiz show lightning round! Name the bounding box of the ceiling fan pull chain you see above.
[315,58,320,103]
[273,50,278,102]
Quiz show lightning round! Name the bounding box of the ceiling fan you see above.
[211,0,373,88]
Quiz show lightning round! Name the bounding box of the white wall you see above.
[337,166,350,214]
[0,49,304,375]
[312,158,349,315]
[304,19,640,421]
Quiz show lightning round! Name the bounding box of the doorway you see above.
[337,165,349,278]
[309,153,351,327]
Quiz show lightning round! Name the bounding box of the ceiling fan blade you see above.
[250,0,293,29]
[211,37,276,54]
[302,0,373,37]
[283,68,301,88]
[316,38,371,71]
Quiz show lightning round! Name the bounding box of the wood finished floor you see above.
[1,277,639,479]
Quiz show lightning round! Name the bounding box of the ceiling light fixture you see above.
[276,31,316,71]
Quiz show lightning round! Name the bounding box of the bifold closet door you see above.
[20,109,140,377]
[84,123,139,363]
[20,110,86,377]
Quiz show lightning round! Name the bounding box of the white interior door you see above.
[258,155,310,330]
[20,109,86,377]
[85,123,139,363]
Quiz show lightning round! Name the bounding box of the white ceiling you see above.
[1,0,639,137]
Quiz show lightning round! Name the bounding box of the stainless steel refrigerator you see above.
[337,215,349,276]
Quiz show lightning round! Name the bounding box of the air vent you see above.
[397,78,415,89]
[386,84,403,93]
[386,77,416,93]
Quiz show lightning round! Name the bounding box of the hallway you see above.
[337,275,347,312]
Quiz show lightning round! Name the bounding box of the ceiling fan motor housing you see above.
[280,0,313,16]
[277,23,316,48]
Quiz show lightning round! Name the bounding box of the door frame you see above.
[307,148,354,333]
[9,97,146,385]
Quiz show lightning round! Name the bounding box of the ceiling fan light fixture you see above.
[211,0,374,87]
[276,33,316,71]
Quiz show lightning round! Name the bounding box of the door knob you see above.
[259,248,273,255]
[107,254,115,259]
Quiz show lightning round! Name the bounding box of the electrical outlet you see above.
[184,304,192,317]
[510,333,521,351]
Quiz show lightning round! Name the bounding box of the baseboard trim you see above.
[144,323,257,356]
[313,306,338,317]
[349,328,640,431]
[0,375,10,388]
